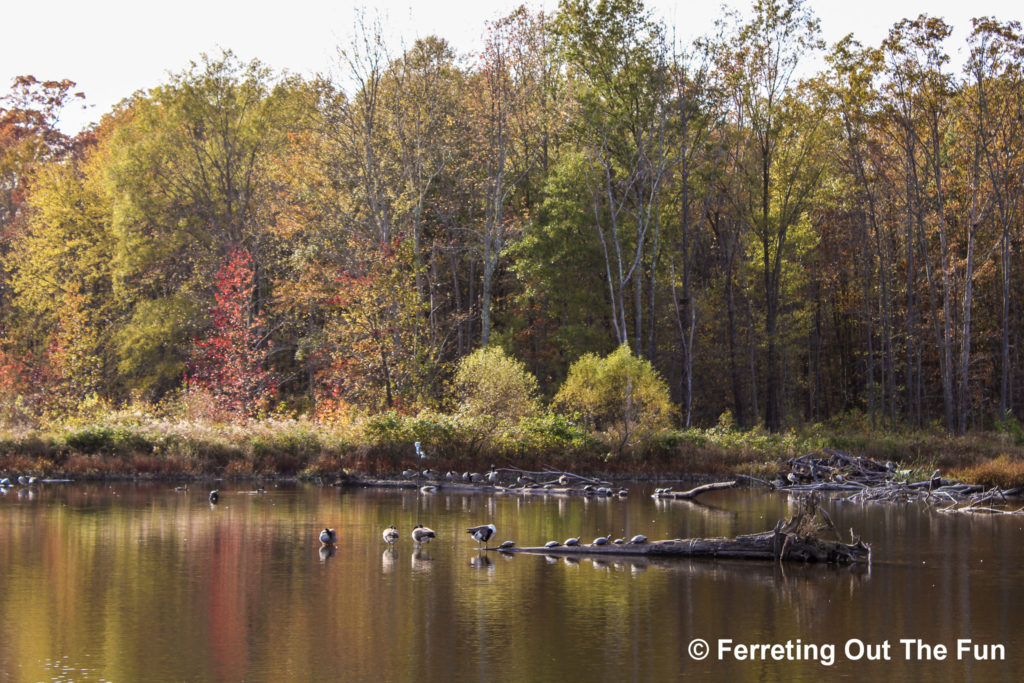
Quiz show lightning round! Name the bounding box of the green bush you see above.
[452,346,541,426]
[553,344,674,454]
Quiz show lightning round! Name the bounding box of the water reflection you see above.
[0,483,1022,681]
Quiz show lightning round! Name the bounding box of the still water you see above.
[0,481,1022,682]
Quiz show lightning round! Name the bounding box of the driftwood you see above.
[651,481,737,500]
[494,495,870,565]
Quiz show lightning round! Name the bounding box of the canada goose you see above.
[466,523,496,548]
[486,467,498,483]
[422,469,436,479]
[411,524,436,546]
[402,469,418,478]
[558,474,570,486]
[319,528,338,545]
[383,525,399,546]
[629,535,648,544]
[209,490,220,504]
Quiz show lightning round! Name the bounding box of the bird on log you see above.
[467,523,496,548]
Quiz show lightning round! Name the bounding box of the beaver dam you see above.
[492,494,871,565]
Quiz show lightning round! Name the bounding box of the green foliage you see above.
[453,346,540,423]
[553,344,674,453]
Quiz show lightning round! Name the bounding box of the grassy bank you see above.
[3,408,1024,486]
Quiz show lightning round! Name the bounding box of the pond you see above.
[1,481,1022,681]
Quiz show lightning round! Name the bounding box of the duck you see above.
[411,524,436,546]
[208,490,220,504]
[466,523,496,548]
[319,528,338,545]
[383,525,400,546]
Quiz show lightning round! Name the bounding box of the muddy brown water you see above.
[0,482,1021,681]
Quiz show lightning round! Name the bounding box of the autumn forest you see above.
[3,0,1024,457]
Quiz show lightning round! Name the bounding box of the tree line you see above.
[1,0,1023,435]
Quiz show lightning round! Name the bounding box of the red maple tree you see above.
[186,247,276,417]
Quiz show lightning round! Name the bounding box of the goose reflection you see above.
[319,544,337,562]
[469,554,493,571]
[381,548,397,573]
[411,548,434,572]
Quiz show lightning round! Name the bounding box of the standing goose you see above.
[383,525,400,546]
[466,523,496,549]
[319,528,338,545]
[411,524,436,546]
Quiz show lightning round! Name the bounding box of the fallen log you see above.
[652,481,737,499]
[494,494,870,564]
[495,531,870,564]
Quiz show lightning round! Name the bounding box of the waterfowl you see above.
[466,523,496,548]
[422,469,436,479]
[558,474,570,486]
[544,540,560,548]
[592,537,609,545]
[629,535,648,544]
[486,467,498,483]
[319,528,338,545]
[411,524,436,546]
[209,490,220,504]
[383,525,400,546]
[402,469,418,478]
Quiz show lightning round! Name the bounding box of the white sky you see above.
[2,0,1020,134]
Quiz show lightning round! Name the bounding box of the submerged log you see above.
[493,494,871,564]
[652,481,737,499]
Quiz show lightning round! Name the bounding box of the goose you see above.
[209,490,220,504]
[421,469,436,479]
[558,474,570,486]
[486,467,498,483]
[466,523,496,548]
[402,469,418,478]
[411,524,436,546]
[383,525,400,546]
[319,528,338,545]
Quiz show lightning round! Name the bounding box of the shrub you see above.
[553,344,674,454]
[452,346,541,426]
